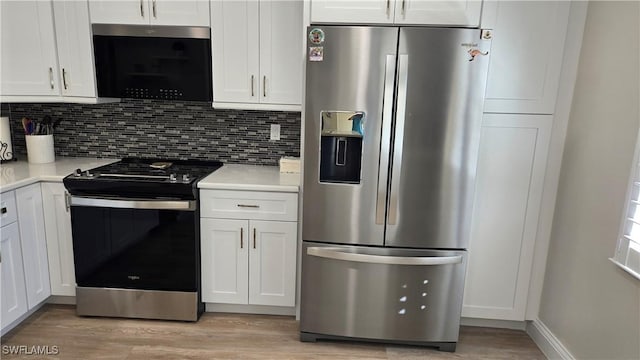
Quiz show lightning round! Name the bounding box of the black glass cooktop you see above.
[63,158,223,200]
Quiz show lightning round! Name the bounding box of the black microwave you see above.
[92,24,212,102]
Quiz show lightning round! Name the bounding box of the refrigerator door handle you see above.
[307,247,463,266]
[376,54,397,225]
[388,54,409,225]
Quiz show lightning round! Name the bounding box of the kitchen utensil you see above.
[22,117,32,135]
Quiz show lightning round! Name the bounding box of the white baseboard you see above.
[526,318,575,360]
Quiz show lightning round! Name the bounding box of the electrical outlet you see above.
[270,124,280,141]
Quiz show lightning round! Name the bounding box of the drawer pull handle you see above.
[1,207,6,214]
[237,204,260,209]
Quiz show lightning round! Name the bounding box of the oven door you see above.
[69,196,198,292]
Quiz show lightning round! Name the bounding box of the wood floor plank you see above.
[1,305,544,359]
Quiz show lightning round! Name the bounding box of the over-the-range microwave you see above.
[92,24,212,102]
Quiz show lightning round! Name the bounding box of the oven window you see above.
[71,207,197,292]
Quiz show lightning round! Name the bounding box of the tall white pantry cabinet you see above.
[463,1,574,321]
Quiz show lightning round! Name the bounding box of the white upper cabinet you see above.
[53,0,97,98]
[310,0,480,26]
[211,0,260,104]
[481,1,571,114]
[311,0,394,24]
[151,0,210,26]
[259,1,304,106]
[211,0,303,110]
[1,0,98,101]
[393,0,481,26]
[0,1,60,96]
[88,0,148,25]
[89,0,210,26]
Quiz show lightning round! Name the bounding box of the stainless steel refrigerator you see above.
[300,26,491,352]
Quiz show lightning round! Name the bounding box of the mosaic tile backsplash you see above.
[0,100,300,165]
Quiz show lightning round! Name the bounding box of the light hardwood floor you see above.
[1,305,545,359]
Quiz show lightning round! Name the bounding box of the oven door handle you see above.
[69,196,196,211]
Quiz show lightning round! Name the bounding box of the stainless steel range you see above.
[63,158,222,321]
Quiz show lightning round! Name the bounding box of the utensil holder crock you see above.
[25,134,55,164]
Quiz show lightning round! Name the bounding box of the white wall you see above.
[538,2,640,359]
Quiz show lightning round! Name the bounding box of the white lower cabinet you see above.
[41,182,76,296]
[1,222,29,329]
[249,220,297,306]
[1,184,51,334]
[201,190,298,308]
[462,114,552,321]
[15,184,51,308]
[201,219,249,304]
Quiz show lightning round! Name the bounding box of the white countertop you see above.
[0,158,117,192]
[198,164,300,193]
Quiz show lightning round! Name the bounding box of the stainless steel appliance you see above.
[301,26,491,351]
[63,158,222,321]
[92,25,212,101]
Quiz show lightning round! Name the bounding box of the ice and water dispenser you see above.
[319,111,364,184]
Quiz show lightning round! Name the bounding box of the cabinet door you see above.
[0,191,18,228]
[249,220,296,307]
[211,0,260,104]
[259,1,303,105]
[16,184,51,309]
[53,0,97,98]
[1,223,28,329]
[41,183,76,296]
[150,0,209,26]
[462,114,551,320]
[310,0,393,24]
[0,1,60,96]
[201,219,249,304]
[88,0,149,25]
[482,1,570,114]
[393,0,481,26]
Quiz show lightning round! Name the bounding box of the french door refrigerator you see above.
[301,26,491,352]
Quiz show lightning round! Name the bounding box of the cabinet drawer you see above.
[0,191,18,227]
[201,190,298,222]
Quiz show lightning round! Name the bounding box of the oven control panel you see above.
[72,168,193,184]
